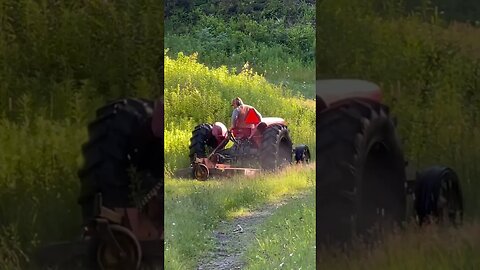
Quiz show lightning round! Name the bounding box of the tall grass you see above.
[164,52,315,173]
[0,117,85,268]
[317,0,480,217]
[317,222,480,269]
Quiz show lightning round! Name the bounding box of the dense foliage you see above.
[165,0,315,97]
[0,0,162,122]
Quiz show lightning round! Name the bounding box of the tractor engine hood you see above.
[316,79,382,108]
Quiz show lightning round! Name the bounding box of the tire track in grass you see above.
[196,194,304,270]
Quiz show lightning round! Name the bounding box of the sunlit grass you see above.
[244,189,315,270]
[164,165,315,270]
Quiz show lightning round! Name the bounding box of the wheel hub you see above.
[193,163,209,181]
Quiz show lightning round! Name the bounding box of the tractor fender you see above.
[253,117,287,136]
[316,79,382,108]
[261,117,287,127]
[212,122,228,143]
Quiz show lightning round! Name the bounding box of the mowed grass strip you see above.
[164,165,315,270]
[317,222,480,270]
[243,188,315,270]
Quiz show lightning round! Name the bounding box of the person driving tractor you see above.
[230,97,262,130]
[230,97,243,130]
[230,97,263,140]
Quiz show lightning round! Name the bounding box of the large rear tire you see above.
[78,98,163,223]
[317,99,407,248]
[259,124,293,170]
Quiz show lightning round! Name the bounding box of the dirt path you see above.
[196,197,295,270]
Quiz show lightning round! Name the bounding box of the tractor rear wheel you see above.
[188,123,215,163]
[259,124,293,170]
[78,98,163,223]
[317,99,406,248]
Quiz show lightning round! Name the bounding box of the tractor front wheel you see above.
[294,145,311,164]
[415,166,463,226]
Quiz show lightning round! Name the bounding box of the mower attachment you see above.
[192,157,261,181]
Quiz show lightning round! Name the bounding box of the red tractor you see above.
[187,101,311,180]
[37,98,164,270]
[316,80,464,249]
